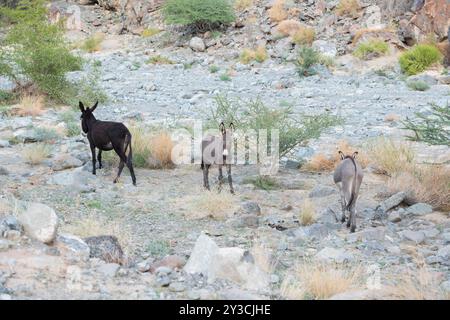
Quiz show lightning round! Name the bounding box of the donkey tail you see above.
[346,157,358,211]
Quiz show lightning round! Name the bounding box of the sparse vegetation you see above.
[399,44,442,76]
[58,110,79,137]
[181,191,238,220]
[243,175,280,190]
[145,239,171,258]
[407,80,430,91]
[14,94,44,117]
[299,199,316,226]
[239,46,268,64]
[268,0,287,22]
[234,0,253,11]
[281,262,363,299]
[146,55,174,65]
[292,27,316,46]
[336,0,361,17]
[209,65,220,73]
[353,39,389,60]
[402,103,449,146]
[276,19,302,37]
[163,0,235,32]
[210,95,341,158]
[0,0,82,101]
[295,46,321,77]
[219,73,231,81]
[141,28,161,38]
[22,143,52,165]
[79,33,104,53]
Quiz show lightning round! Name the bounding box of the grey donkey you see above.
[333,151,364,233]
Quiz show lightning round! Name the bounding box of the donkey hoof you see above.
[350,226,356,233]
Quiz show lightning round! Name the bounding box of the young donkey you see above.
[201,122,235,193]
[79,101,136,186]
[333,151,363,232]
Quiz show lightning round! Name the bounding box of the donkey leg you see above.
[336,182,346,222]
[227,164,234,194]
[114,160,125,183]
[90,145,96,175]
[202,164,210,191]
[97,150,103,169]
[349,201,357,233]
[217,165,224,193]
[126,155,136,186]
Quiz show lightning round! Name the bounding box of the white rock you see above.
[17,202,58,244]
[189,37,206,52]
[316,247,354,263]
[184,234,219,275]
[55,233,90,261]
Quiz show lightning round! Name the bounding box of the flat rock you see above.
[97,263,120,278]
[400,230,425,244]
[315,247,354,263]
[378,192,406,213]
[55,233,90,262]
[405,203,433,216]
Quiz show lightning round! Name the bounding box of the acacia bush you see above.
[163,0,235,32]
[0,0,82,101]
[209,95,341,158]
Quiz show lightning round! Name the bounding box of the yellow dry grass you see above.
[276,19,302,37]
[291,27,316,45]
[14,95,44,117]
[299,198,316,226]
[149,132,175,169]
[268,0,288,22]
[336,0,361,17]
[240,46,268,64]
[234,0,254,11]
[281,262,363,300]
[22,143,52,165]
[180,191,238,220]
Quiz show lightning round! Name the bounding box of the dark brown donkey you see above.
[201,122,235,194]
[79,101,136,186]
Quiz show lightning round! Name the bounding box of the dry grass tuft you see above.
[149,132,175,169]
[251,243,276,274]
[62,213,135,256]
[80,33,105,53]
[365,137,415,175]
[276,19,302,37]
[291,26,316,45]
[180,191,238,220]
[22,143,52,165]
[240,45,268,64]
[268,0,288,22]
[336,0,361,17]
[299,198,316,226]
[281,261,363,300]
[234,0,253,11]
[383,262,448,300]
[384,113,400,122]
[387,165,450,211]
[304,140,369,172]
[14,95,44,117]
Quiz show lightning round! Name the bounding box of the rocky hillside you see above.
[0,0,449,300]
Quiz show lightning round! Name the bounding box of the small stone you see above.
[422,228,439,238]
[405,203,433,216]
[97,263,120,278]
[157,275,171,287]
[401,230,425,244]
[137,258,153,272]
[388,211,401,223]
[3,230,20,241]
[17,202,58,244]
[0,239,11,251]
[168,282,186,292]
[155,266,172,275]
[236,201,261,215]
[55,233,90,262]
[377,192,406,213]
[442,232,450,244]
[315,247,354,263]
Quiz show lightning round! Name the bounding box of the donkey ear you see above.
[91,101,98,112]
[229,122,235,131]
[338,150,345,160]
[352,151,359,159]
[219,122,225,133]
[79,101,85,112]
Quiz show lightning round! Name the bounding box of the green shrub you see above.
[219,73,231,81]
[295,46,321,77]
[209,65,220,73]
[399,44,442,76]
[402,103,449,146]
[407,80,430,91]
[243,175,280,190]
[163,0,235,31]
[59,110,80,137]
[0,0,83,101]
[209,95,341,157]
[353,39,389,60]
[146,55,174,65]
[0,89,14,104]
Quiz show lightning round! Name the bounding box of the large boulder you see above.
[17,202,58,244]
[410,0,450,41]
[184,234,270,291]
